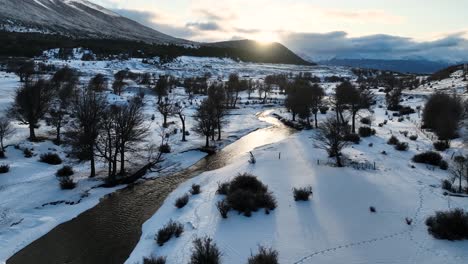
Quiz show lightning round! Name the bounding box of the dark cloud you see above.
[281,31,468,62]
[186,21,222,31]
[111,8,195,38]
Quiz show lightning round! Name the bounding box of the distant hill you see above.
[0,0,311,65]
[320,58,451,74]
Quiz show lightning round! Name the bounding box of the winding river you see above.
[7,110,293,264]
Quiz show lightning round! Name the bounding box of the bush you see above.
[358,127,375,137]
[433,141,450,151]
[439,160,448,170]
[412,151,443,166]
[216,199,230,218]
[425,209,468,240]
[409,135,418,141]
[344,133,360,144]
[441,179,453,192]
[395,142,409,151]
[57,176,76,190]
[39,153,62,165]
[143,256,166,264]
[399,106,415,116]
[159,144,171,153]
[248,246,279,264]
[191,184,201,195]
[319,106,329,114]
[156,220,184,246]
[0,151,5,159]
[218,173,276,217]
[23,148,33,158]
[175,194,189,209]
[56,165,74,177]
[293,186,313,201]
[387,135,399,145]
[0,164,10,173]
[189,236,222,264]
[217,182,230,195]
[360,117,372,125]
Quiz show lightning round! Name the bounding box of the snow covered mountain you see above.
[0,0,188,44]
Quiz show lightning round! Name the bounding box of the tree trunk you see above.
[56,125,61,144]
[120,147,125,175]
[336,153,343,167]
[90,148,96,178]
[163,114,168,128]
[314,113,318,128]
[352,111,356,134]
[29,124,36,141]
[205,135,209,148]
[179,114,186,141]
[217,121,221,141]
[292,112,296,121]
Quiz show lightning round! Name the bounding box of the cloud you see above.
[325,10,405,24]
[280,31,468,62]
[111,8,195,38]
[186,21,222,31]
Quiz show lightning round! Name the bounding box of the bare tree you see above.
[450,156,467,193]
[15,61,35,83]
[0,116,15,155]
[95,106,119,180]
[226,73,241,108]
[88,73,107,92]
[208,83,228,140]
[386,87,402,111]
[194,99,216,148]
[173,101,187,141]
[9,79,54,141]
[310,84,325,128]
[68,90,107,177]
[158,96,174,128]
[314,117,350,167]
[155,76,169,104]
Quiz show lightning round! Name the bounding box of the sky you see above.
[92,0,468,62]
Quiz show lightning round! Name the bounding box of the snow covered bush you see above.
[23,148,33,158]
[0,164,10,174]
[412,151,443,166]
[39,152,62,165]
[387,135,400,145]
[358,126,375,137]
[156,220,184,246]
[344,133,360,144]
[395,142,409,151]
[360,117,372,125]
[159,144,171,154]
[409,135,418,141]
[425,209,468,240]
[189,236,222,264]
[142,256,166,264]
[248,246,279,264]
[441,179,454,192]
[175,194,189,209]
[190,184,201,195]
[433,141,450,151]
[57,176,76,190]
[56,165,74,177]
[218,173,277,217]
[293,186,313,201]
[216,182,230,195]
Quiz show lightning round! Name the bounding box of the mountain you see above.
[320,58,451,74]
[0,0,188,44]
[0,0,311,65]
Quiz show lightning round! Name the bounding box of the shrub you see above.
[387,135,399,145]
[175,194,189,208]
[248,246,279,264]
[57,176,76,190]
[156,220,184,246]
[191,184,201,195]
[439,160,448,170]
[216,199,230,218]
[370,206,376,213]
[425,209,468,240]
[189,236,222,264]
[399,106,415,116]
[217,182,230,195]
[159,144,171,153]
[441,179,453,192]
[360,117,372,125]
[23,148,33,158]
[409,135,418,141]
[433,141,450,151]
[395,142,409,151]
[319,106,329,114]
[293,186,313,201]
[39,153,62,165]
[344,133,360,144]
[218,173,276,217]
[143,256,166,264]
[0,164,10,173]
[358,127,375,137]
[412,151,443,166]
[0,151,5,159]
[56,165,74,177]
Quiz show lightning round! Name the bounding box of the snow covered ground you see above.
[126,103,468,264]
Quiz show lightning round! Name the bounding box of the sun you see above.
[252,32,280,44]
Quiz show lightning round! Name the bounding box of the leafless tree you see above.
[208,83,228,140]
[88,73,107,92]
[173,101,188,141]
[314,117,350,167]
[9,79,54,141]
[194,99,216,148]
[158,95,174,128]
[155,76,169,104]
[310,84,325,128]
[450,156,467,193]
[0,116,15,154]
